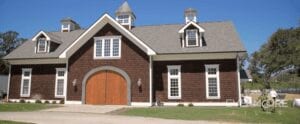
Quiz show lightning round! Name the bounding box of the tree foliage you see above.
[0,31,27,74]
[248,26,300,88]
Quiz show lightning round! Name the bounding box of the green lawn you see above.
[0,120,33,124]
[0,103,60,112]
[120,107,300,124]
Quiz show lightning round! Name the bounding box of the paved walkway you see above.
[41,104,126,114]
[0,111,227,124]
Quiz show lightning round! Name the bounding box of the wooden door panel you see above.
[86,72,106,105]
[86,70,127,105]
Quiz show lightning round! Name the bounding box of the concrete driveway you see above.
[0,111,227,124]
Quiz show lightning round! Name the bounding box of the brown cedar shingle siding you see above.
[9,64,65,100]
[153,59,238,102]
[68,24,150,102]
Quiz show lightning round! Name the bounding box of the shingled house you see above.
[4,2,246,106]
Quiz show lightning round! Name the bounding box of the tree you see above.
[248,26,300,88]
[0,31,27,74]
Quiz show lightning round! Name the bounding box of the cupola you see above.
[184,8,197,23]
[60,17,81,32]
[115,1,136,30]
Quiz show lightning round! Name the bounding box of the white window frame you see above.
[185,29,199,47]
[20,68,32,97]
[116,15,130,25]
[55,68,66,98]
[37,38,47,53]
[61,23,70,32]
[205,64,220,99]
[167,65,181,99]
[93,36,121,59]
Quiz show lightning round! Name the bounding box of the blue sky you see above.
[0,0,299,55]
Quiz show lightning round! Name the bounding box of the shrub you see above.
[44,100,49,104]
[19,99,25,103]
[52,101,57,104]
[59,100,64,104]
[177,103,184,107]
[35,100,42,104]
[188,103,194,107]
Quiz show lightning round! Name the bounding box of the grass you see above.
[0,120,33,124]
[0,103,60,112]
[120,107,300,124]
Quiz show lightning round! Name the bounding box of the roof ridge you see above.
[134,20,233,28]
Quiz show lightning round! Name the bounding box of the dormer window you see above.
[117,15,130,24]
[186,29,198,47]
[37,38,47,53]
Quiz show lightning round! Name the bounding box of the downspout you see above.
[6,64,11,101]
[149,55,153,106]
[236,53,242,107]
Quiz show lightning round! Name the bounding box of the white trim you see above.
[153,52,246,61]
[55,68,66,98]
[185,29,199,47]
[65,62,68,102]
[61,24,70,32]
[167,65,181,99]
[237,56,242,107]
[93,36,121,59]
[149,56,153,106]
[32,31,51,41]
[7,59,66,65]
[131,102,152,106]
[205,64,220,99]
[9,99,60,104]
[163,102,238,107]
[59,14,155,58]
[6,65,11,100]
[65,100,82,104]
[20,68,32,97]
[178,21,205,33]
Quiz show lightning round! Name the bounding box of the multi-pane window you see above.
[37,38,47,52]
[20,68,32,97]
[186,29,198,47]
[205,65,220,99]
[94,36,121,59]
[55,68,66,98]
[117,15,129,24]
[167,65,181,99]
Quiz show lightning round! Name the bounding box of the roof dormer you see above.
[32,31,61,53]
[60,17,81,32]
[115,1,136,30]
[179,20,205,48]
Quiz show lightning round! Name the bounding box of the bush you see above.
[19,99,25,103]
[35,100,42,104]
[177,103,184,107]
[188,103,194,107]
[52,101,57,104]
[44,100,49,104]
[59,100,64,104]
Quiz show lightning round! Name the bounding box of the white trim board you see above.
[32,31,51,41]
[7,58,67,65]
[163,102,238,107]
[131,102,152,106]
[65,101,82,104]
[59,13,156,59]
[153,52,245,61]
[178,21,205,33]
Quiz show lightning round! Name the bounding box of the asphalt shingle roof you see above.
[4,21,246,60]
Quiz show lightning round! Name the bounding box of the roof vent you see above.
[60,17,81,32]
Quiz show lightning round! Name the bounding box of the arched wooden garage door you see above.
[85,70,127,105]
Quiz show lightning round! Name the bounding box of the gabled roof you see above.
[3,30,85,59]
[59,13,155,58]
[178,21,205,33]
[131,21,246,54]
[32,31,62,44]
